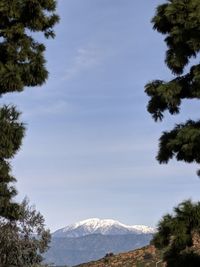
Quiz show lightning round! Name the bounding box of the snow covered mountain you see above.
[45,219,156,265]
[52,218,156,238]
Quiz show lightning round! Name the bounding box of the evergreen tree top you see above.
[145,0,200,175]
[152,0,200,75]
[0,0,59,95]
[153,200,200,266]
[0,0,59,37]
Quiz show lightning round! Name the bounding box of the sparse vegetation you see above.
[0,199,51,266]
[74,245,165,267]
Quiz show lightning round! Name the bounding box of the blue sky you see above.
[2,0,200,231]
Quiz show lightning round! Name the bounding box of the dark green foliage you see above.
[0,0,59,95]
[0,0,59,220]
[153,200,200,267]
[165,250,200,267]
[0,160,20,220]
[152,0,200,75]
[157,120,200,164]
[0,106,25,220]
[0,105,25,159]
[0,199,51,267]
[145,0,200,175]
[0,0,59,263]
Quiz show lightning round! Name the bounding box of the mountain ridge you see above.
[52,218,156,238]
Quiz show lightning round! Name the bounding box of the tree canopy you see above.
[145,0,200,175]
[153,200,200,267]
[0,199,51,267]
[0,1,59,265]
[0,0,59,94]
[0,0,59,220]
[0,106,25,220]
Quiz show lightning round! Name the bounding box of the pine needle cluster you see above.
[153,200,200,267]
[145,0,200,175]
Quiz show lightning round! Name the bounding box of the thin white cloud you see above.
[23,100,71,118]
[64,45,103,80]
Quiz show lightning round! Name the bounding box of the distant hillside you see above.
[44,233,153,266]
[74,245,165,267]
[44,218,155,266]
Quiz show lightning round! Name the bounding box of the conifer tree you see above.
[0,0,59,218]
[0,1,59,265]
[145,0,200,175]
[0,106,25,220]
[153,200,200,267]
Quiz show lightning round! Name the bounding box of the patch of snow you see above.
[53,218,156,238]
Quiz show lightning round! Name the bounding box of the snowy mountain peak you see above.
[53,218,156,238]
[73,218,124,229]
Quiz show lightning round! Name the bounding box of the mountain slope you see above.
[53,218,155,238]
[44,233,153,266]
[44,218,156,266]
[74,245,165,267]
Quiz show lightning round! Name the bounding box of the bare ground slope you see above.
[74,245,166,267]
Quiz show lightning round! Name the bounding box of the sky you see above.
[2,0,200,232]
